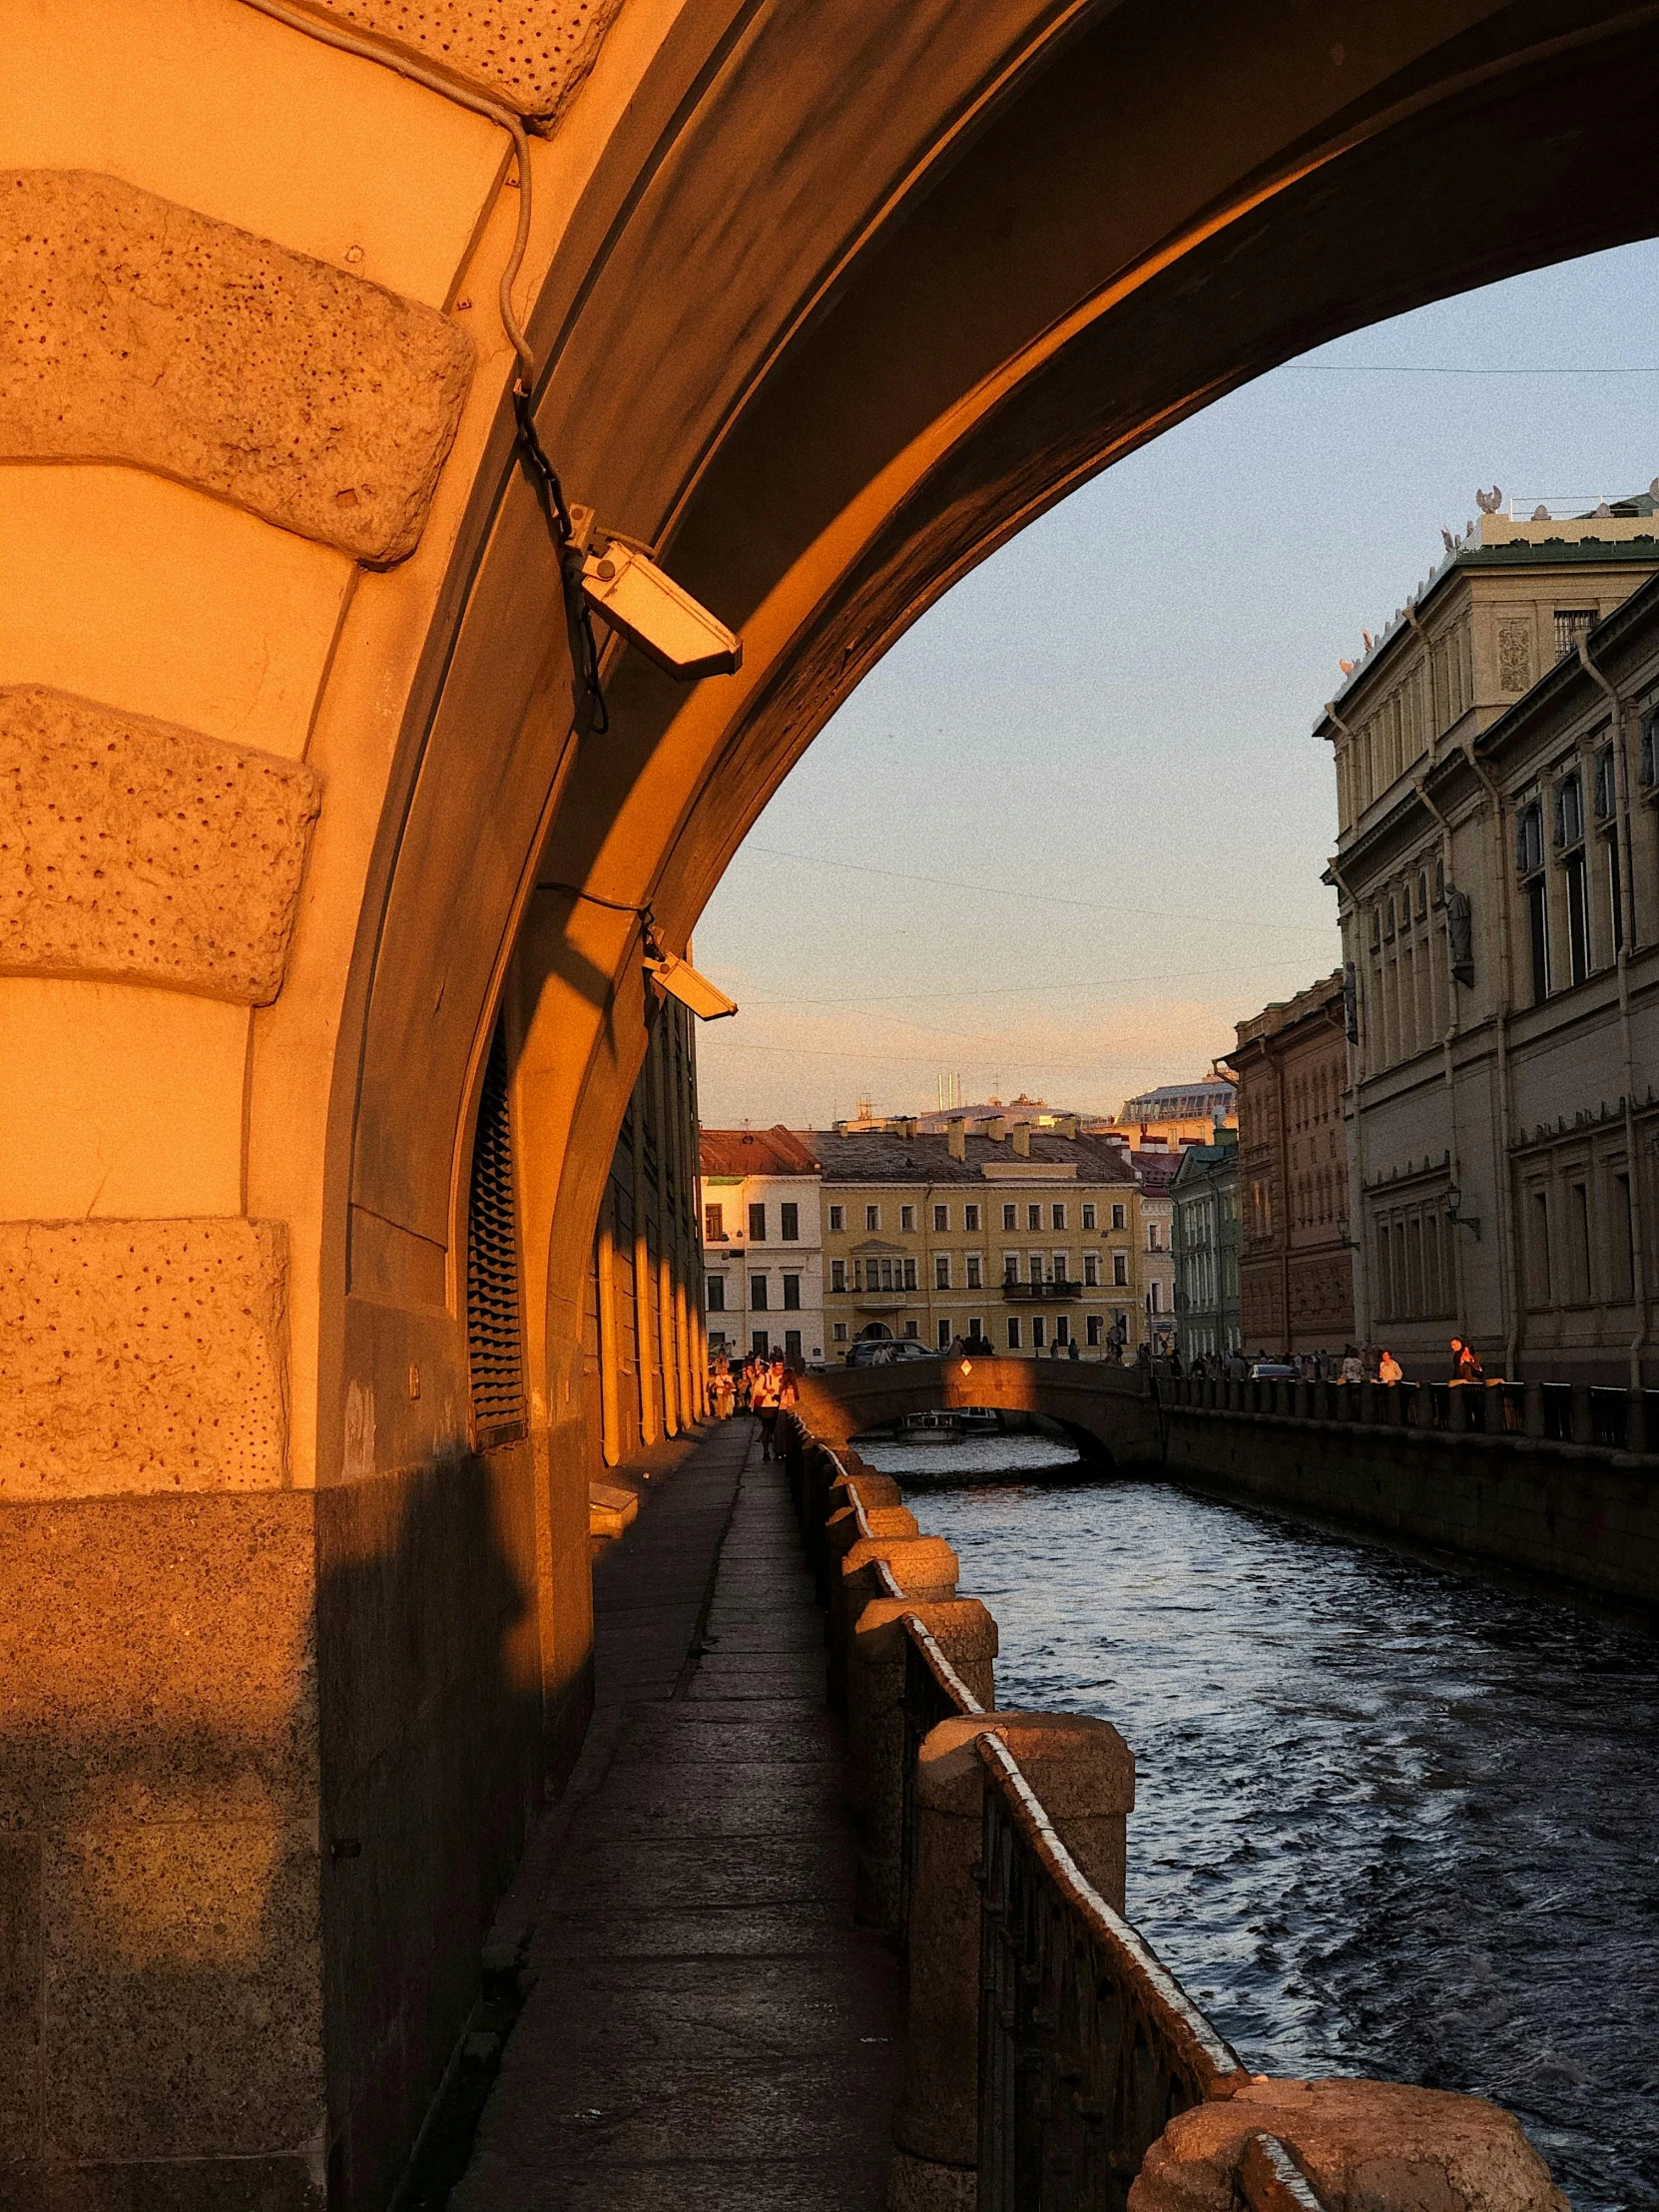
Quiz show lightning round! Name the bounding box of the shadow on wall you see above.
[0,1442,570,2212]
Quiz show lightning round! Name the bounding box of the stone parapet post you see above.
[889,1712,1135,2212]
[1130,2076,1568,2211]
[845,1599,997,1927]
[830,1536,958,1710]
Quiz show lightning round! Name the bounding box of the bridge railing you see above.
[777,1409,1559,2212]
[1161,1371,1657,1453]
[975,1728,1260,2212]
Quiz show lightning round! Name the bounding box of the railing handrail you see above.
[1241,2131,1334,2211]
[902,1610,984,1715]
[976,1730,1250,2096]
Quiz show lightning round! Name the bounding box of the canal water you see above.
[857,1442,1659,2211]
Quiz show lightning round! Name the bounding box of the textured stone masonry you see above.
[0,684,321,1002]
[292,0,626,120]
[0,169,473,562]
[0,1220,289,1498]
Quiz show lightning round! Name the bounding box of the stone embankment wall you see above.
[1158,1378,1659,1616]
[784,1417,1569,2212]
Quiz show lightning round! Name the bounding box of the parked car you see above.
[1248,1360,1298,1381]
[844,1339,937,1368]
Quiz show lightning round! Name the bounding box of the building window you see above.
[1112,1251,1128,1287]
[1006,1317,1021,1350]
[1614,1173,1636,1303]
[965,1254,981,1290]
[785,1329,802,1361]
[903,1257,918,1290]
[1051,1203,1067,1231]
[1640,708,1659,789]
[830,1260,846,1293]
[1029,1252,1045,1283]
[938,1319,951,1348]
[1051,1251,1068,1284]
[1111,1203,1126,1231]
[1555,770,1584,850]
[1084,1254,1099,1287]
[935,1253,951,1290]
[1003,1253,1019,1284]
[865,1204,880,1232]
[964,1204,980,1232]
[1054,1317,1070,1347]
[1525,874,1549,1005]
[829,1205,844,1232]
[1032,1317,1047,1349]
[933,1204,949,1232]
[704,1203,726,1242]
[1002,1204,1018,1231]
[899,1204,916,1232]
[967,1316,982,1341]
[1081,1204,1097,1231]
[1086,1314,1103,1347]
[751,1275,769,1311]
[1148,1222,1162,1251]
[903,1319,920,1339]
[1515,799,1545,874]
[706,1274,726,1311]
[1148,1282,1162,1315]
[748,1202,766,1241]
[783,1274,801,1310]
[1564,849,1590,986]
[781,1202,800,1241]
[752,1329,770,1357]
[1568,1180,1592,1303]
[1554,608,1597,662]
[1026,1204,1042,1231]
[832,1321,848,1343]
[1594,746,1616,822]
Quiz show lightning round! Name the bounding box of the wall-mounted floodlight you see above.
[643,927,738,1021]
[567,506,742,680]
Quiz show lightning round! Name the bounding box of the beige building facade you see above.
[1321,508,1659,1381]
[816,1118,1142,1360]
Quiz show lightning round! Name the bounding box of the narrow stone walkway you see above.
[451,1419,903,2211]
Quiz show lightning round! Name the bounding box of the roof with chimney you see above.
[699,1125,820,1177]
[811,1127,1134,1186]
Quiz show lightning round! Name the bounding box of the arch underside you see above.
[8,0,1659,2202]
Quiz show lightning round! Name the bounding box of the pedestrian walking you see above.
[753,1359,783,1457]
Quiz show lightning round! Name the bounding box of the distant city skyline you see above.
[692,237,1659,1128]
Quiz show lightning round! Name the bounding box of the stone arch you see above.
[8,2,1659,2202]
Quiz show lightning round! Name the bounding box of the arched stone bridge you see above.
[796,1355,1161,1464]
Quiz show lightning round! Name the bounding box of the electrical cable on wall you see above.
[241,2,742,711]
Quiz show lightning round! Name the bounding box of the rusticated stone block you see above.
[0,170,473,562]
[292,0,625,120]
[0,685,320,1002]
[0,1221,288,1498]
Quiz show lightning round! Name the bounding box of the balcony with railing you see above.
[1003,1277,1083,1301]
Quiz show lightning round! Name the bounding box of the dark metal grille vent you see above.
[466,1016,525,1438]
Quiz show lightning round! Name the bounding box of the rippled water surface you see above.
[858,1459,1659,2210]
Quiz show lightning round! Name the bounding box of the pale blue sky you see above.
[694,240,1659,1130]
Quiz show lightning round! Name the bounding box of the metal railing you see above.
[975,1729,1293,2211]
[1158,1372,1657,1453]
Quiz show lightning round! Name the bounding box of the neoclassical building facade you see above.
[1321,510,1659,1381]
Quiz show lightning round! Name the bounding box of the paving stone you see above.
[455,1425,901,2210]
